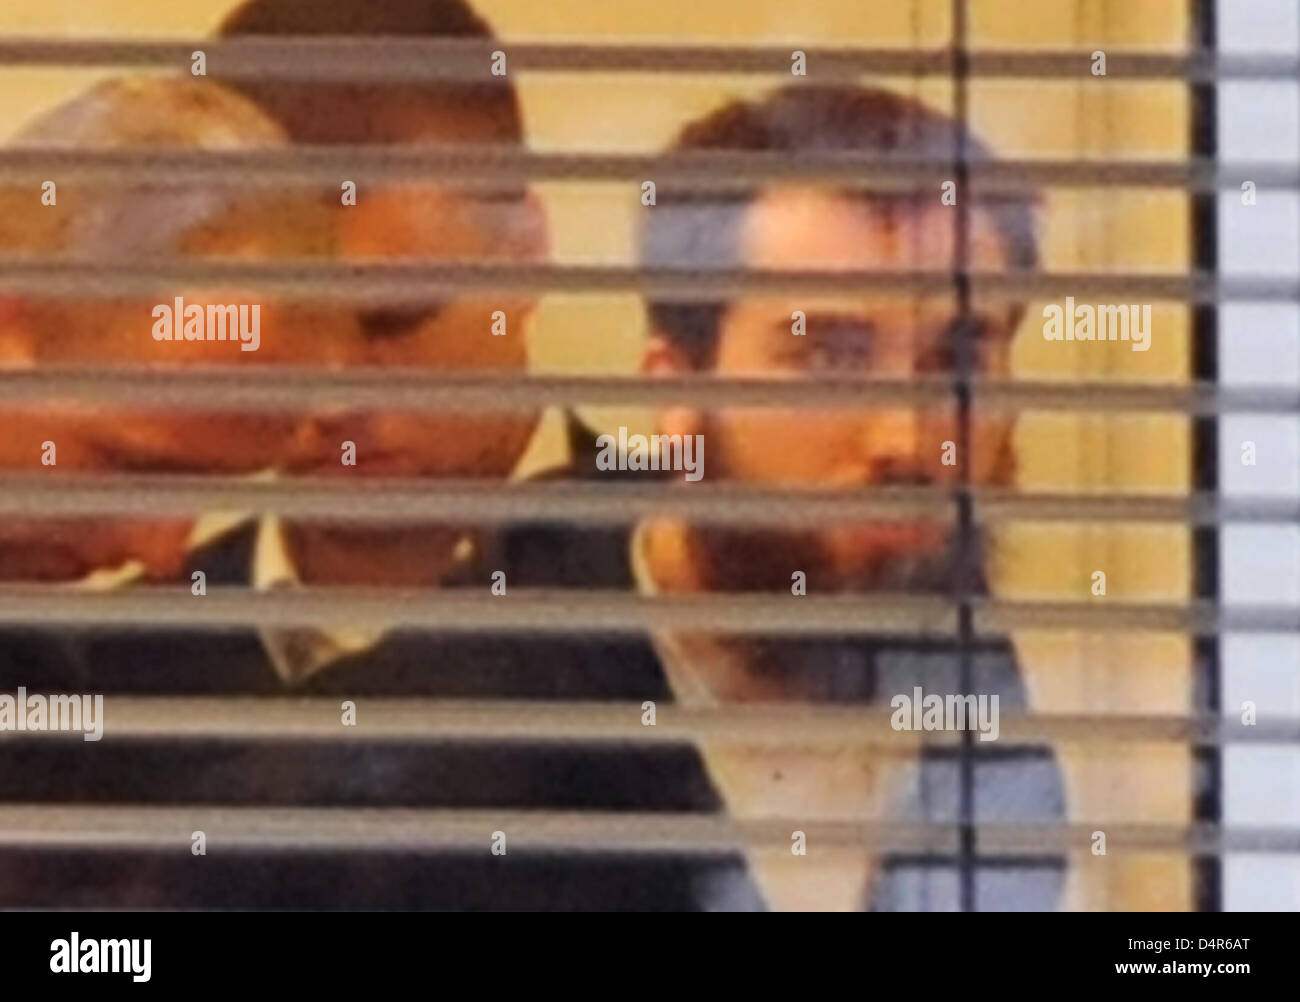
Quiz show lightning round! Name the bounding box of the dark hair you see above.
[217,0,522,144]
[640,84,1039,367]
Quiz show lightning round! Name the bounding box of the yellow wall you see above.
[0,0,1197,909]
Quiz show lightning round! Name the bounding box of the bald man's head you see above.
[0,73,543,582]
[5,72,540,474]
[0,77,335,359]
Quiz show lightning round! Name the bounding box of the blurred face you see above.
[280,182,545,479]
[652,189,1019,592]
[0,158,547,582]
[272,160,547,585]
[0,198,311,578]
[256,98,545,479]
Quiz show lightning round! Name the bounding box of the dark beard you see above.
[678,523,990,702]
[689,414,988,595]
[685,523,986,595]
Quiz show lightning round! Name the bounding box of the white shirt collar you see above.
[71,469,383,684]
[629,519,755,709]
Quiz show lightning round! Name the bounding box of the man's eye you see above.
[922,317,992,372]
[778,341,837,371]
[818,322,875,368]
[807,343,835,370]
[917,343,957,372]
[772,339,811,364]
[357,306,441,341]
[774,320,875,370]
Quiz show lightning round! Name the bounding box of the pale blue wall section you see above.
[1217,0,1300,914]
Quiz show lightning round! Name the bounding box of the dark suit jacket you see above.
[0,446,730,909]
[0,415,1066,910]
[505,419,1069,910]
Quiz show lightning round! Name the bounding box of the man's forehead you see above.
[727,296,1003,332]
[179,188,340,257]
[738,187,1009,272]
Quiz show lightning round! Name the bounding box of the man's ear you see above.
[497,189,549,264]
[642,331,702,439]
[0,298,36,367]
[523,189,550,261]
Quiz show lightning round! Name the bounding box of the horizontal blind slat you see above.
[0,806,1290,854]
[3,370,1296,413]
[0,148,1293,190]
[0,39,1293,80]
[0,475,1296,524]
[2,696,1292,746]
[0,588,1294,634]
[1,260,1295,302]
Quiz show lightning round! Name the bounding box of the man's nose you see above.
[862,410,930,485]
[289,410,361,464]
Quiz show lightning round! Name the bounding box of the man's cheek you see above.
[342,195,430,257]
[0,518,193,582]
[969,422,1016,485]
[917,419,1014,484]
[382,305,528,374]
[710,413,848,483]
[0,413,100,470]
[705,419,776,481]
[821,522,947,571]
[354,413,537,477]
[110,520,195,580]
